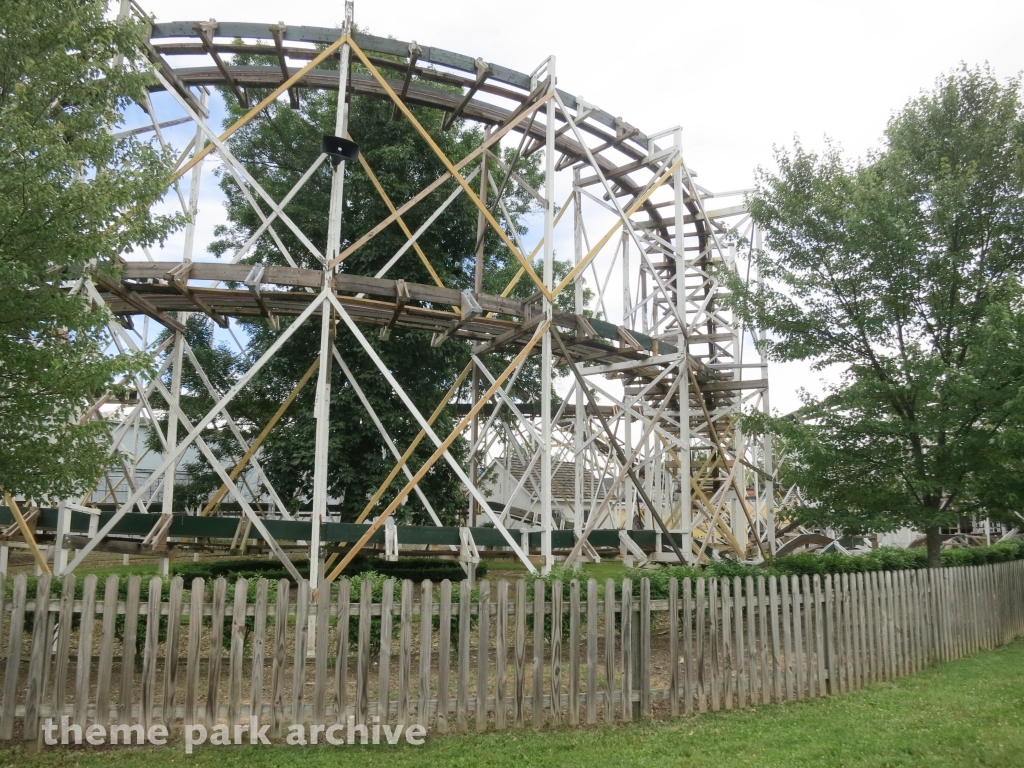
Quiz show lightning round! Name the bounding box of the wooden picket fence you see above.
[0,559,1022,743]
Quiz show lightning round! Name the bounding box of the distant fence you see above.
[0,561,1022,743]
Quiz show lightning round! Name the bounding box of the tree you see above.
[172,45,547,524]
[0,0,175,500]
[727,66,1024,567]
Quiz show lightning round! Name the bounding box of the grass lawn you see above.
[1,640,1021,768]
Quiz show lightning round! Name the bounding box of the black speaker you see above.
[321,135,359,165]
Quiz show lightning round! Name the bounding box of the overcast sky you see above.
[138,0,1024,413]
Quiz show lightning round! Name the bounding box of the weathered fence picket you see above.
[0,561,1019,742]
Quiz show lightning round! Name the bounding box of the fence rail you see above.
[0,560,1021,742]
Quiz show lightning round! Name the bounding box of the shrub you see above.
[361,556,485,583]
[613,540,1024,597]
[171,555,483,586]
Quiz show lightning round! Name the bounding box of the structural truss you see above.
[29,1,780,583]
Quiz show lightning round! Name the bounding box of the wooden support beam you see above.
[244,265,280,330]
[0,505,38,541]
[442,58,492,131]
[576,157,648,188]
[143,41,209,119]
[3,495,50,574]
[96,278,186,332]
[352,141,451,294]
[164,262,229,328]
[391,41,421,121]
[200,357,320,516]
[475,314,543,356]
[342,39,552,298]
[269,23,300,109]
[173,33,352,180]
[379,280,411,341]
[329,90,552,270]
[431,290,482,347]
[349,363,472,528]
[141,513,174,551]
[194,21,249,108]
[323,323,548,584]
[229,516,253,553]
[634,204,749,230]
[113,116,192,140]
[618,327,645,353]
[556,124,638,172]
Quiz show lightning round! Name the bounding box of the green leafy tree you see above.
[173,45,548,524]
[0,0,175,499]
[727,66,1024,567]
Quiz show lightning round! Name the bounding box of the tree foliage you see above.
[0,0,175,499]
[727,66,1024,564]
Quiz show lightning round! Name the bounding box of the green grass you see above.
[579,561,627,582]
[2,640,1021,767]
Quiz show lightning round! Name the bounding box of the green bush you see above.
[614,540,1024,597]
[339,572,479,653]
[525,564,587,639]
[9,573,170,656]
[171,554,483,586]
[174,557,309,585]
[363,556,486,583]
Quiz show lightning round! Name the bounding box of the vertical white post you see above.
[539,57,556,574]
[673,129,692,562]
[645,428,655,531]
[53,501,71,575]
[470,127,490,529]
[310,297,333,591]
[729,241,747,556]
[573,169,584,537]
[161,331,184,517]
[624,402,634,531]
[622,227,636,538]
[623,230,631,326]
[311,3,353,591]
[159,89,207,577]
[181,91,209,263]
[159,332,183,578]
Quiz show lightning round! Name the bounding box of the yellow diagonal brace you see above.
[551,155,684,300]
[352,136,447,291]
[353,362,473,525]
[3,494,51,575]
[344,38,551,300]
[200,357,320,516]
[324,360,474,575]
[173,34,353,181]
[324,321,549,584]
[330,95,552,268]
[498,188,574,299]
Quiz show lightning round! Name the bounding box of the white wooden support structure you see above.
[48,7,778,579]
